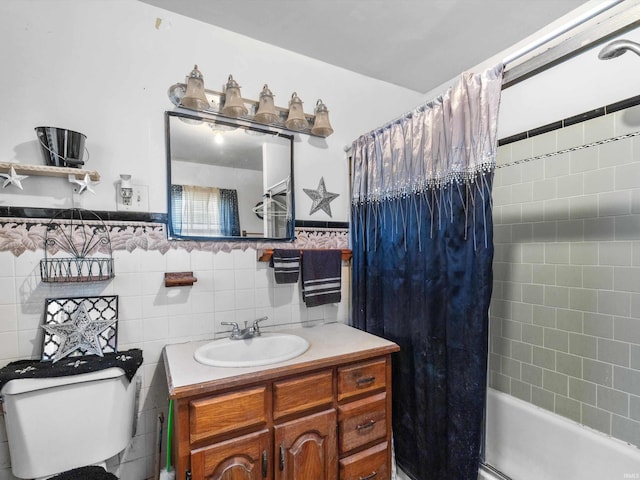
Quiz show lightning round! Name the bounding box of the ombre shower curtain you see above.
[351,65,503,479]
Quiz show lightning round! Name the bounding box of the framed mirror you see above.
[165,111,295,241]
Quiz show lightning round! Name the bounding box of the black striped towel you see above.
[269,249,301,284]
[302,250,342,307]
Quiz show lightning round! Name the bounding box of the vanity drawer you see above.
[338,392,387,454]
[339,442,389,480]
[189,386,267,444]
[273,369,334,420]
[338,358,386,402]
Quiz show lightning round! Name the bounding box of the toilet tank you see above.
[1,367,138,479]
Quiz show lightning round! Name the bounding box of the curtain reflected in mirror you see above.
[165,111,295,241]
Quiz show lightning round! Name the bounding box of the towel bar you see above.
[258,248,352,262]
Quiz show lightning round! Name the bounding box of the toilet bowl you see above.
[1,367,137,479]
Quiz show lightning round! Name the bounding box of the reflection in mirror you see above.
[166,111,295,240]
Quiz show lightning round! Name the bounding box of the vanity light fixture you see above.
[221,75,248,118]
[311,99,334,137]
[254,84,278,124]
[284,92,309,131]
[180,65,210,111]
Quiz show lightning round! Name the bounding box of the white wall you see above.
[0,0,423,223]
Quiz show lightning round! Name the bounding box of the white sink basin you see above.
[194,333,310,368]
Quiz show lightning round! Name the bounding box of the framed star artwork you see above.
[41,296,119,362]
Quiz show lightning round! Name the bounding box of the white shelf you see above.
[0,162,100,181]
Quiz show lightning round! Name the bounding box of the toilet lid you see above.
[49,465,117,480]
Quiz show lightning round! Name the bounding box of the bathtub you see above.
[482,388,640,480]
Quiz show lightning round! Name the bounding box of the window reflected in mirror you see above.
[165,111,295,241]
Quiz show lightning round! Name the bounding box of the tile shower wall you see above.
[490,104,640,448]
[0,246,350,479]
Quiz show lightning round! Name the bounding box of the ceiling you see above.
[140,0,588,94]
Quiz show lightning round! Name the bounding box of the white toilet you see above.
[1,367,138,479]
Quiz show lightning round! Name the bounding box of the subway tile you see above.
[492,185,511,205]
[597,140,633,168]
[490,372,511,393]
[521,158,545,182]
[557,174,584,198]
[494,225,512,244]
[522,201,544,223]
[583,313,614,339]
[213,269,235,291]
[631,345,640,370]
[569,378,597,405]
[532,305,556,327]
[599,190,631,217]
[522,324,544,346]
[612,415,640,447]
[583,358,613,386]
[556,351,582,377]
[569,194,598,220]
[584,167,614,194]
[512,341,533,363]
[614,366,640,396]
[614,316,640,345]
[631,395,640,421]
[511,138,533,163]
[597,385,629,417]
[533,346,556,369]
[533,222,557,242]
[613,102,640,132]
[502,319,522,341]
[556,266,582,288]
[570,243,599,266]
[532,131,558,156]
[570,333,598,359]
[582,266,613,290]
[500,162,523,186]
[491,335,511,356]
[544,198,570,221]
[581,404,611,434]
[501,356,521,379]
[598,338,630,367]
[634,242,640,266]
[584,114,615,144]
[531,265,555,286]
[615,163,640,191]
[502,204,522,224]
[512,302,533,324]
[570,147,598,173]
[509,263,532,283]
[557,220,584,241]
[496,145,512,167]
[522,243,545,263]
[614,267,640,293]
[557,309,583,332]
[544,328,569,352]
[615,215,640,241]
[543,369,568,396]
[512,182,533,203]
[532,178,557,201]
[510,379,531,402]
[545,243,571,265]
[557,123,584,151]
[555,395,581,423]
[532,385,555,411]
[632,189,640,215]
[512,223,533,243]
[522,363,543,387]
[489,353,501,373]
[234,269,255,290]
[212,251,235,270]
[569,288,598,313]
[598,290,631,317]
[545,286,570,308]
[583,217,615,242]
[599,242,632,266]
[545,153,571,178]
[503,282,522,302]
[633,294,640,320]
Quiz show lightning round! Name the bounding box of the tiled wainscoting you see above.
[489,102,640,448]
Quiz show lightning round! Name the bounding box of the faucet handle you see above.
[221,321,240,337]
[252,316,268,335]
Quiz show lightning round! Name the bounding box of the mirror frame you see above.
[165,110,296,242]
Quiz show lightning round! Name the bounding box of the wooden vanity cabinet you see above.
[170,353,395,480]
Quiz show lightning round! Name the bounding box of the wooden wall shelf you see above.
[258,248,352,262]
[0,162,100,181]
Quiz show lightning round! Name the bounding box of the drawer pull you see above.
[279,445,285,471]
[359,472,377,480]
[356,376,376,387]
[262,450,268,478]
[356,419,376,431]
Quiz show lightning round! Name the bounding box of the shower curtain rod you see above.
[345,0,638,152]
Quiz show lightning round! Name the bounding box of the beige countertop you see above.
[163,322,399,398]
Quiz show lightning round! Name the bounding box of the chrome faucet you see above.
[221,316,268,340]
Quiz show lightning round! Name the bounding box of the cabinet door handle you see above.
[356,419,376,431]
[279,445,285,471]
[262,450,268,478]
[356,376,376,387]
[359,471,377,480]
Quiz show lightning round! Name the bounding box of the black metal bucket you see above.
[35,126,88,168]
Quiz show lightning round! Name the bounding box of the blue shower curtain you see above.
[350,66,503,480]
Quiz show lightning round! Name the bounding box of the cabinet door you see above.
[274,409,337,480]
[191,429,272,480]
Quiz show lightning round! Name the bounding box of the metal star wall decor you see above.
[0,165,28,190]
[69,173,100,194]
[303,177,339,217]
[41,302,116,362]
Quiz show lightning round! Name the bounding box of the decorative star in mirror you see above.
[69,173,100,194]
[0,165,29,190]
[42,303,116,362]
[303,177,339,217]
